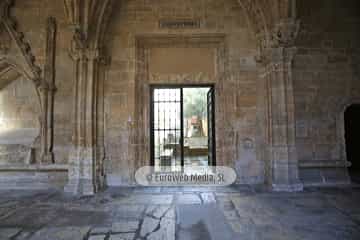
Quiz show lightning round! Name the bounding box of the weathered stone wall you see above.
[294,0,360,185]
[0,76,40,131]
[104,0,265,185]
[11,0,74,164]
[0,0,71,189]
[2,0,359,190]
[0,76,40,165]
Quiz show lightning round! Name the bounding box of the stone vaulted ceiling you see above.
[63,0,114,50]
[62,0,295,51]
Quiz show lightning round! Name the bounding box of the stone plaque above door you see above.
[159,19,201,29]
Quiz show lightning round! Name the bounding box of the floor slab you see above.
[0,186,359,240]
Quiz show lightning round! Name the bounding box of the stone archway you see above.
[336,100,360,183]
[63,0,303,194]
[0,0,59,169]
[0,61,41,164]
[0,17,58,165]
[63,0,114,195]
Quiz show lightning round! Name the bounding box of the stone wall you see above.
[0,0,71,189]
[103,0,265,185]
[11,0,74,164]
[294,0,360,185]
[0,76,40,131]
[1,0,359,191]
[0,75,40,165]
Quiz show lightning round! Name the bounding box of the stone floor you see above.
[0,185,360,240]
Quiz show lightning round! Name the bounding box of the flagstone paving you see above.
[0,185,359,239]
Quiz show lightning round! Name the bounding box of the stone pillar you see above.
[259,19,303,191]
[64,34,104,195]
[41,17,57,164]
[39,82,50,163]
[62,0,114,195]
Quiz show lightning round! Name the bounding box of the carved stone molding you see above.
[40,16,57,164]
[0,3,61,175]
[63,0,114,195]
[270,18,300,48]
[0,24,11,55]
[259,47,298,73]
[0,0,12,23]
[237,0,269,36]
[135,34,227,173]
[64,0,114,50]
[256,18,300,66]
[256,18,303,191]
[0,0,41,85]
[149,72,213,83]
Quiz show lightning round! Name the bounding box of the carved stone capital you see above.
[46,17,57,35]
[68,44,110,66]
[0,0,12,22]
[68,29,87,60]
[256,18,300,66]
[270,18,300,48]
[85,48,100,61]
[72,28,88,50]
[0,1,42,83]
[98,50,111,66]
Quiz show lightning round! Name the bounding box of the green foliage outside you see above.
[183,88,209,119]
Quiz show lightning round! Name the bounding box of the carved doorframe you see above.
[134,34,228,175]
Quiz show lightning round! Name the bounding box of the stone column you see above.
[62,0,114,195]
[259,19,303,191]
[39,82,50,163]
[64,34,104,195]
[41,17,57,164]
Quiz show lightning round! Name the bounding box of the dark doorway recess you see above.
[150,85,215,171]
[344,104,360,182]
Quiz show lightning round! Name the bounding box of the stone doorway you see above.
[133,34,227,174]
[150,86,215,171]
[344,104,360,183]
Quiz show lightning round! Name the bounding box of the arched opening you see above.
[0,64,41,165]
[344,104,360,183]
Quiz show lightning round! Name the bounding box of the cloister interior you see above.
[0,0,359,239]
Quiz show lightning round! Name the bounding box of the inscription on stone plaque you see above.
[159,19,201,29]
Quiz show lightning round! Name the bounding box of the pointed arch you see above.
[0,0,42,86]
[63,0,114,50]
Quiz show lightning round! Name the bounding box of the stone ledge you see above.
[299,160,351,168]
[0,164,68,172]
[272,183,304,192]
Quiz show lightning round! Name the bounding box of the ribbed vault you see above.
[237,0,297,47]
[63,0,114,49]
[61,0,300,195]
[62,0,295,51]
